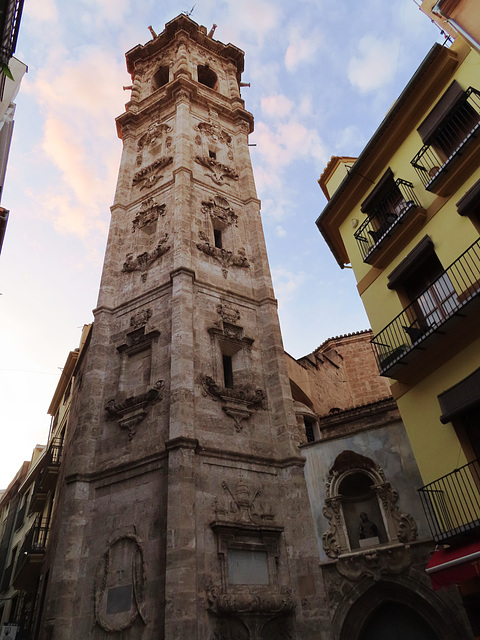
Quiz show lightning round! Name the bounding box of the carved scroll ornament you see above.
[202,375,265,431]
[202,195,238,227]
[132,156,173,190]
[197,232,249,278]
[122,234,170,281]
[137,122,172,151]
[195,155,239,185]
[105,380,164,440]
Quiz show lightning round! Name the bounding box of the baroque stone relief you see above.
[130,308,152,331]
[335,544,412,582]
[122,234,170,281]
[195,154,239,185]
[132,198,166,233]
[94,531,147,632]
[202,375,266,431]
[132,156,173,190]
[217,302,241,324]
[214,481,275,525]
[202,195,238,227]
[137,122,172,151]
[197,231,249,278]
[105,380,164,440]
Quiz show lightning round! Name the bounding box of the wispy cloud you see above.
[285,25,323,71]
[347,35,399,92]
[261,94,293,119]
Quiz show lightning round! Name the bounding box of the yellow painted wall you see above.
[397,336,480,485]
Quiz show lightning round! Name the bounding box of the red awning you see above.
[426,541,480,590]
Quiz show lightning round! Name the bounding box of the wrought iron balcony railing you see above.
[418,459,480,544]
[411,87,480,191]
[46,437,63,466]
[371,237,480,375]
[18,517,49,557]
[354,180,421,262]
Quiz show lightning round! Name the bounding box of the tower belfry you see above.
[41,15,328,639]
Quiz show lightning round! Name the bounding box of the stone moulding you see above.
[196,234,249,278]
[195,154,239,185]
[207,587,295,615]
[202,375,266,431]
[335,544,412,582]
[132,156,173,190]
[122,234,170,281]
[214,480,276,526]
[105,380,165,440]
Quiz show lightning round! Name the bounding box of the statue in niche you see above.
[359,512,378,540]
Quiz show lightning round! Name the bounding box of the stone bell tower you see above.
[40,15,329,640]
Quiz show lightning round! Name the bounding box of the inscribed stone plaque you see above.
[228,549,269,585]
[106,584,132,614]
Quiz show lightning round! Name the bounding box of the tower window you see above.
[198,64,218,90]
[304,417,315,443]
[223,354,234,388]
[209,150,217,159]
[214,228,222,249]
[152,66,169,91]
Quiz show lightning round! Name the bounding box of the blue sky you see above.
[0,0,444,488]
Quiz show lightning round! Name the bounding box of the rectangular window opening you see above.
[214,228,222,249]
[223,354,234,389]
[209,150,217,159]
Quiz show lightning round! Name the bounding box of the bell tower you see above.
[40,15,329,639]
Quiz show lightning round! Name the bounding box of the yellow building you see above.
[317,35,480,633]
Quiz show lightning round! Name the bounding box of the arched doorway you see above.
[359,601,439,640]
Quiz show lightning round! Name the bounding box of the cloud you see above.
[275,225,287,237]
[261,94,293,119]
[271,266,306,303]
[347,35,399,92]
[285,26,322,71]
[25,0,58,22]
[254,120,328,171]
[218,0,281,48]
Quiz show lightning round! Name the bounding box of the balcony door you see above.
[403,252,456,328]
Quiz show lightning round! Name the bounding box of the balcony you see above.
[411,87,480,196]
[354,180,424,266]
[371,237,480,379]
[418,459,480,544]
[12,517,49,591]
[39,437,63,492]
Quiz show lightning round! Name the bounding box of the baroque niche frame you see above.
[322,451,418,561]
[202,302,266,432]
[207,480,296,639]
[105,309,164,440]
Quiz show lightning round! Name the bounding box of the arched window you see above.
[198,64,218,90]
[322,451,417,558]
[152,66,169,91]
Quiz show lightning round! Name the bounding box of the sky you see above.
[0,0,445,488]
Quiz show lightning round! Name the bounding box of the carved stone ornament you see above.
[137,121,172,151]
[375,482,418,543]
[122,234,170,281]
[197,232,249,278]
[335,544,412,582]
[214,481,275,525]
[132,156,173,190]
[132,198,166,233]
[105,381,165,440]
[217,302,241,324]
[201,195,238,227]
[130,308,152,331]
[94,531,147,632]
[202,376,265,431]
[195,155,239,185]
[195,120,232,146]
